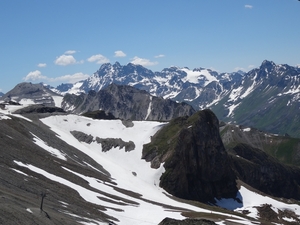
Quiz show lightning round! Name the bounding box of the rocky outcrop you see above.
[158,218,216,225]
[62,84,196,121]
[143,109,238,203]
[70,131,94,144]
[95,137,135,152]
[229,143,300,200]
[70,130,135,152]
[143,109,300,203]
[81,110,116,120]
[14,105,66,114]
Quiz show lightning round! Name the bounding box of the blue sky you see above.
[0,0,299,93]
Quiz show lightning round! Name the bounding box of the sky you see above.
[0,0,299,93]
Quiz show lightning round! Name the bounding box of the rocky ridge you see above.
[62,83,196,121]
[0,82,63,107]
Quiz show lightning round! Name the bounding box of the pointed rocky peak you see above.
[113,61,121,67]
[142,109,238,203]
[260,60,276,70]
[98,62,112,71]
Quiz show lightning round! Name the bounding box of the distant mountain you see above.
[0,82,63,107]
[0,92,4,97]
[59,62,244,108]
[212,60,300,137]
[55,60,300,137]
[62,83,196,121]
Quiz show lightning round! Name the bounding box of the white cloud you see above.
[64,50,76,55]
[37,63,47,68]
[245,5,253,9]
[87,54,110,64]
[131,56,158,66]
[248,65,255,69]
[114,50,126,57]
[23,70,89,84]
[54,54,77,66]
[38,63,47,68]
[154,54,165,58]
[24,70,47,81]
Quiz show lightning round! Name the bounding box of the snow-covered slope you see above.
[39,115,300,224]
[1,107,300,224]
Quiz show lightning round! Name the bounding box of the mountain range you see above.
[50,60,299,137]
[2,60,299,138]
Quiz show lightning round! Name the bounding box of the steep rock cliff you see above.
[143,109,238,203]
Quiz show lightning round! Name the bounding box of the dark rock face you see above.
[229,143,300,200]
[81,110,117,120]
[70,130,135,152]
[143,109,238,203]
[95,137,135,152]
[158,217,216,225]
[62,84,196,121]
[14,105,66,114]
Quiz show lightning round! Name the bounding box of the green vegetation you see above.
[143,116,188,158]
[220,124,300,167]
[274,138,300,165]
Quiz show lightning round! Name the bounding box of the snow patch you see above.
[181,68,217,86]
[242,128,251,132]
[145,96,152,120]
[30,132,67,160]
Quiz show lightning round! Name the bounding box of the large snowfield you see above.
[1,102,300,224]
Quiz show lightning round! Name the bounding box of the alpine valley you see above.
[1,60,300,225]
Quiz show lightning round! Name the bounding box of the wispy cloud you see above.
[114,50,126,57]
[131,56,158,66]
[87,54,110,64]
[234,65,255,72]
[245,5,253,9]
[64,50,77,55]
[234,67,245,72]
[154,54,165,58]
[23,70,89,84]
[37,63,47,68]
